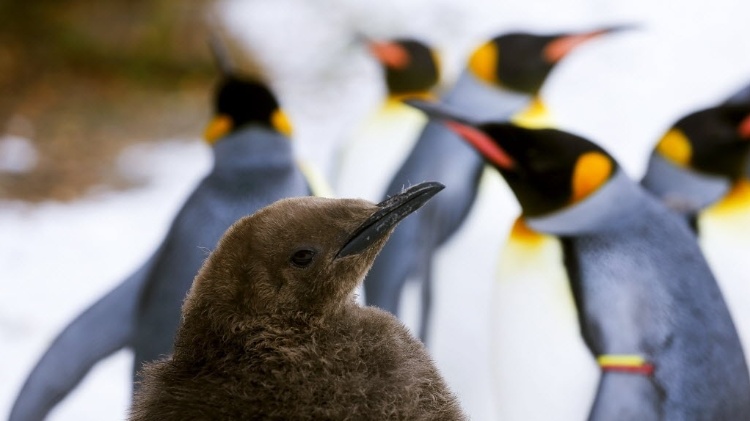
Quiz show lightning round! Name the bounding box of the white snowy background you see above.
[3,0,750,419]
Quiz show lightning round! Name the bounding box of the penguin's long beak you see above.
[336,182,444,258]
[405,99,516,170]
[543,24,638,63]
[368,40,410,70]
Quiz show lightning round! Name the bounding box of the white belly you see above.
[491,221,599,421]
[698,185,750,369]
[335,101,427,201]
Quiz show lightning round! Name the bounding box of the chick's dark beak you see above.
[336,182,444,258]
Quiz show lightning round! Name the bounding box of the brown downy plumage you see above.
[130,182,465,421]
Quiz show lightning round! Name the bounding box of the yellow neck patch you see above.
[468,41,498,86]
[707,178,750,214]
[271,109,293,137]
[571,152,612,203]
[656,128,692,167]
[511,96,553,129]
[509,217,545,246]
[386,91,436,104]
[203,115,233,144]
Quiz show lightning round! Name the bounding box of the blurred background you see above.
[2,0,750,419]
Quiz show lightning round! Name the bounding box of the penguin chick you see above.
[9,73,309,421]
[335,37,441,202]
[364,26,630,343]
[130,183,467,421]
[408,99,750,420]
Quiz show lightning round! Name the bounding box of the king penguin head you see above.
[367,37,441,100]
[653,103,750,181]
[406,100,616,218]
[467,25,633,95]
[202,77,293,144]
[183,182,443,325]
[202,34,293,144]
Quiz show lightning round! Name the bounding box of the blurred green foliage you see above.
[0,0,220,201]
[0,0,214,89]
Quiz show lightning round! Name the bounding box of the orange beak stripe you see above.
[738,114,750,139]
[543,30,606,63]
[445,121,515,169]
[369,41,410,69]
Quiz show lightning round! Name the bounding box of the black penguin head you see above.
[653,104,750,180]
[406,100,615,217]
[185,182,443,325]
[467,25,632,94]
[368,38,441,99]
[203,76,293,143]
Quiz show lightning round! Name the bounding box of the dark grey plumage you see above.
[545,170,750,419]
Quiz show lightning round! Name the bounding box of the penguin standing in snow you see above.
[641,102,750,374]
[10,45,309,421]
[129,183,467,421]
[408,99,750,420]
[335,37,440,201]
[364,27,630,343]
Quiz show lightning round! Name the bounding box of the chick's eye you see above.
[290,249,316,268]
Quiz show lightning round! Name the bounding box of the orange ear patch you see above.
[468,41,499,84]
[738,114,750,139]
[203,115,233,144]
[271,109,293,137]
[571,152,612,202]
[655,128,692,167]
[445,121,515,169]
[369,41,410,69]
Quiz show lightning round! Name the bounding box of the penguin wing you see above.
[9,252,158,421]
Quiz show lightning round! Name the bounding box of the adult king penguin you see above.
[129,183,467,420]
[335,37,440,201]
[640,102,750,376]
[9,42,309,421]
[408,99,750,420]
[364,27,630,343]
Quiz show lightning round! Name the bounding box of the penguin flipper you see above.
[9,261,152,421]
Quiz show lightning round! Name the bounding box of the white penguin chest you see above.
[335,101,427,201]
[491,218,598,421]
[698,182,750,370]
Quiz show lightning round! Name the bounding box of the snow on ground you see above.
[3,0,750,419]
